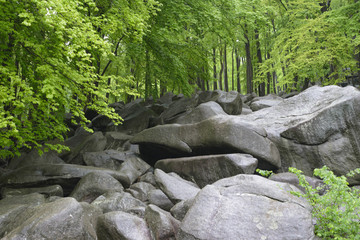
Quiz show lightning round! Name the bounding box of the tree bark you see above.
[255,28,265,96]
[219,47,224,91]
[235,48,241,93]
[232,47,235,91]
[213,48,218,90]
[244,30,253,94]
[224,44,229,92]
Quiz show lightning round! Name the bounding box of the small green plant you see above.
[289,166,360,240]
[256,169,274,178]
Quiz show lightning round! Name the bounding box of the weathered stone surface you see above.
[70,172,124,203]
[1,197,101,240]
[128,182,156,202]
[0,204,28,237]
[0,193,46,206]
[117,155,151,187]
[8,149,65,170]
[91,114,112,130]
[154,169,200,204]
[250,94,284,111]
[145,204,180,240]
[96,211,152,240]
[0,164,129,195]
[60,130,107,165]
[239,85,360,183]
[195,90,242,115]
[157,97,194,124]
[177,175,314,240]
[139,172,157,186]
[148,189,174,211]
[1,185,63,198]
[174,101,227,124]
[91,191,147,215]
[155,153,258,188]
[270,172,325,194]
[170,198,195,221]
[131,115,280,169]
[104,132,133,151]
[83,150,135,170]
[111,101,156,134]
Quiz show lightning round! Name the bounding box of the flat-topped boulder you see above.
[239,85,360,182]
[131,115,281,169]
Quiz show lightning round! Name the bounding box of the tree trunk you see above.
[244,32,253,94]
[224,44,229,92]
[255,28,265,96]
[232,47,235,91]
[145,50,151,99]
[235,48,241,93]
[219,47,224,91]
[213,48,218,90]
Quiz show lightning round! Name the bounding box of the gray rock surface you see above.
[1,197,100,240]
[239,85,360,183]
[117,155,151,187]
[131,115,280,169]
[70,172,124,203]
[91,191,147,215]
[96,211,152,240]
[1,185,63,198]
[154,169,200,204]
[128,182,156,202]
[145,204,180,240]
[177,175,315,240]
[250,94,284,111]
[0,164,129,195]
[155,153,258,188]
[83,149,127,170]
[148,189,174,211]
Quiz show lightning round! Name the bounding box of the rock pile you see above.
[1,86,360,239]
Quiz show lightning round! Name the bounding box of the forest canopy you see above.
[1,0,359,159]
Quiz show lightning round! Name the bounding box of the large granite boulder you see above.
[131,115,280,169]
[174,101,227,124]
[154,169,200,204]
[195,90,243,115]
[1,185,63,198]
[96,211,152,240]
[1,197,100,239]
[177,174,315,240]
[155,153,258,188]
[249,94,284,111]
[0,164,129,195]
[69,172,124,203]
[239,85,360,183]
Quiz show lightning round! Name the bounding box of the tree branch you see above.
[101,36,124,76]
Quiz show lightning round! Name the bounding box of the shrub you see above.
[289,166,360,240]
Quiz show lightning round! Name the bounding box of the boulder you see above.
[148,189,174,211]
[96,211,152,240]
[83,149,134,170]
[239,85,360,183]
[104,132,133,151]
[174,101,227,124]
[177,174,315,240]
[155,153,258,188]
[0,204,28,237]
[157,97,194,124]
[1,185,63,198]
[145,204,180,240]
[131,115,280,169]
[111,100,156,134]
[250,94,284,111]
[195,90,242,115]
[60,131,107,165]
[1,197,100,240]
[127,182,156,202]
[170,198,195,221]
[0,193,46,206]
[117,155,151,187]
[91,191,147,215]
[270,172,325,195]
[91,114,112,130]
[139,172,157,186]
[0,164,129,195]
[70,172,124,203]
[154,169,200,204]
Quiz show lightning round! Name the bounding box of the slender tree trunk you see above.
[244,32,253,94]
[255,28,265,96]
[224,44,229,92]
[219,47,224,91]
[145,50,151,99]
[235,48,241,93]
[232,47,235,91]
[213,48,218,90]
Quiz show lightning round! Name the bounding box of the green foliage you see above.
[0,0,159,158]
[289,166,360,239]
[256,168,274,178]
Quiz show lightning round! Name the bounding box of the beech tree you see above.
[0,0,159,158]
